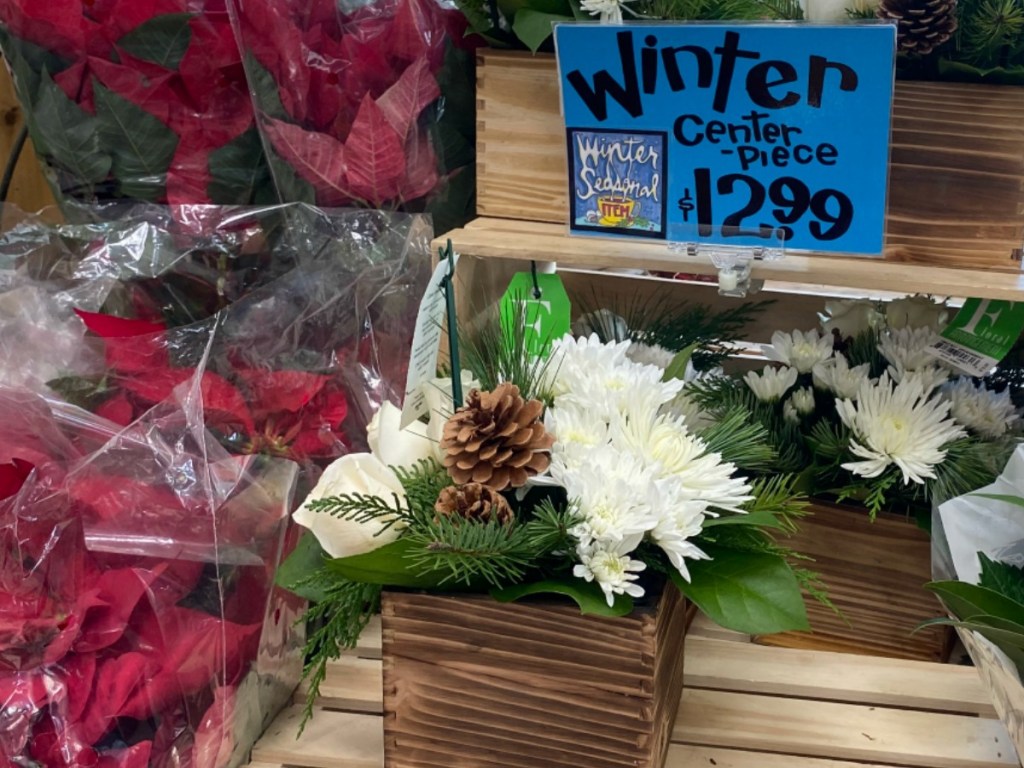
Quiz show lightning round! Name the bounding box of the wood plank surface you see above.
[0,61,56,226]
[251,707,384,768]
[476,50,1024,272]
[668,745,919,768]
[676,688,1017,767]
[438,218,1024,301]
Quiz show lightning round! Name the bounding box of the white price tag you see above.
[399,253,458,429]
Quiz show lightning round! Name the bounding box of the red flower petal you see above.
[0,458,34,500]
[344,94,405,205]
[97,741,154,768]
[74,310,166,339]
[75,567,164,653]
[263,118,354,206]
[75,309,169,374]
[95,392,135,427]
[377,57,439,141]
[398,133,440,203]
[234,369,330,415]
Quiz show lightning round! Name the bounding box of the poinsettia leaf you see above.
[398,134,440,202]
[207,127,272,205]
[32,70,112,186]
[511,9,571,53]
[74,309,166,339]
[325,538,450,589]
[263,117,353,206]
[243,52,289,121]
[93,79,178,201]
[0,28,71,105]
[377,57,440,140]
[117,13,194,70]
[345,94,406,205]
[491,578,633,617]
[263,151,313,204]
[671,545,810,634]
[0,458,34,500]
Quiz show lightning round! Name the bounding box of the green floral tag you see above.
[499,272,571,357]
[930,298,1024,376]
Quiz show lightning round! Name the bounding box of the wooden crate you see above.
[380,587,688,768]
[244,613,1018,768]
[755,501,952,662]
[476,50,1024,273]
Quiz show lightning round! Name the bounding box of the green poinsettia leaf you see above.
[978,553,1024,607]
[245,52,289,121]
[93,79,178,201]
[662,342,699,383]
[511,9,572,52]
[207,127,272,205]
[325,538,449,589]
[117,13,194,70]
[0,29,71,105]
[32,70,111,187]
[926,580,1024,624]
[276,531,330,602]
[672,545,810,634]
[490,578,634,617]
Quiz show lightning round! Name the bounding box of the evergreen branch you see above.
[843,327,887,378]
[523,497,579,557]
[792,566,843,619]
[697,407,776,471]
[929,436,1012,505]
[404,516,537,587]
[306,492,413,534]
[393,458,452,515]
[742,474,809,533]
[295,575,381,733]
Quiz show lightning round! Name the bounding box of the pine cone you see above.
[440,382,554,490]
[435,483,514,525]
[877,0,957,55]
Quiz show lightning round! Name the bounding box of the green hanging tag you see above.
[500,271,571,357]
[929,298,1024,376]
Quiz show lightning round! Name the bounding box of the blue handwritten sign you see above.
[555,23,896,254]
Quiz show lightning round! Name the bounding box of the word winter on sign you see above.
[555,23,895,255]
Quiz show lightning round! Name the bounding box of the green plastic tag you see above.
[500,272,571,357]
[929,299,1024,376]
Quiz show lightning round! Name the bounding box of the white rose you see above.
[293,454,407,559]
[423,371,480,456]
[820,299,884,341]
[366,401,434,469]
[886,295,949,332]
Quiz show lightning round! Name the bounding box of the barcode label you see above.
[927,339,996,377]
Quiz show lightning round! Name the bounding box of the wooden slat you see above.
[475,50,1024,273]
[685,636,997,716]
[300,656,382,714]
[250,706,383,768]
[438,218,1024,301]
[688,612,750,643]
[667,745,911,768]
[0,61,57,228]
[675,688,1017,768]
[340,614,382,659]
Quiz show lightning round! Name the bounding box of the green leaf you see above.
[325,538,449,589]
[511,9,571,52]
[974,493,1024,508]
[979,553,1024,607]
[117,13,194,70]
[0,29,71,105]
[702,508,792,531]
[662,342,699,382]
[93,79,178,201]
[276,532,330,602]
[265,148,314,204]
[32,71,111,186]
[940,619,1024,673]
[207,127,272,204]
[245,53,289,120]
[926,580,1024,624]
[491,578,634,617]
[673,545,810,634]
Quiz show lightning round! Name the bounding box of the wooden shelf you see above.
[434,217,1024,301]
[244,615,1016,768]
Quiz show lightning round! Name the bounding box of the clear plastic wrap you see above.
[0,386,304,768]
[0,0,268,207]
[227,0,477,233]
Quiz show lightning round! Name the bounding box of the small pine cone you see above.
[440,382,554,490]
[877,0,957,55]
[435,483,514,525]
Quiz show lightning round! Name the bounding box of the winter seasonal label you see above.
[928,298,1024,376]
[555,23,896,254]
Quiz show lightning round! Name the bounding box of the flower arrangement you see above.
[282,312,821,724]
[690,294,1020,520]
[229,0,477,233]
[0,0,267,206]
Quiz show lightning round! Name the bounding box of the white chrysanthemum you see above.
[579,0,635,22]
[888,362,950,394]
[791,386,815,415]
[820,298,885,341]
[626,342,678,371]
[886,295,949,332]
[836,373,966,485]
[544,404,610,467]
[942,377,1019,439]
[878,326,940,372]
[812,354,871,399]
[614,413,753,512]
[783,399,800,424]
[763,329,834,373]
[558,456,659,549]
[649,489,711,581]
[573,539,646,607]
[665,387,709,430]
[744,365,798,402]
[546,333,631,397]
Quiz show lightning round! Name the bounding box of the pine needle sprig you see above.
[296,575,381,732]
[393,458,452,515]
[741,474,809,533]
[305,492,413,535]
[929,436,1012,505]
[843,327,887,378]
[523,498,579,557]
[403,516,537,588]
[697,407,777,471]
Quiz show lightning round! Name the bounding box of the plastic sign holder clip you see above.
[668,231,785,298]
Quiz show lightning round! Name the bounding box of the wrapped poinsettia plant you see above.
[228,0,476,233]
[0,386,303,768]
[0,0,269,206]
[689,294,1021,522]
[281,308,824,722]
